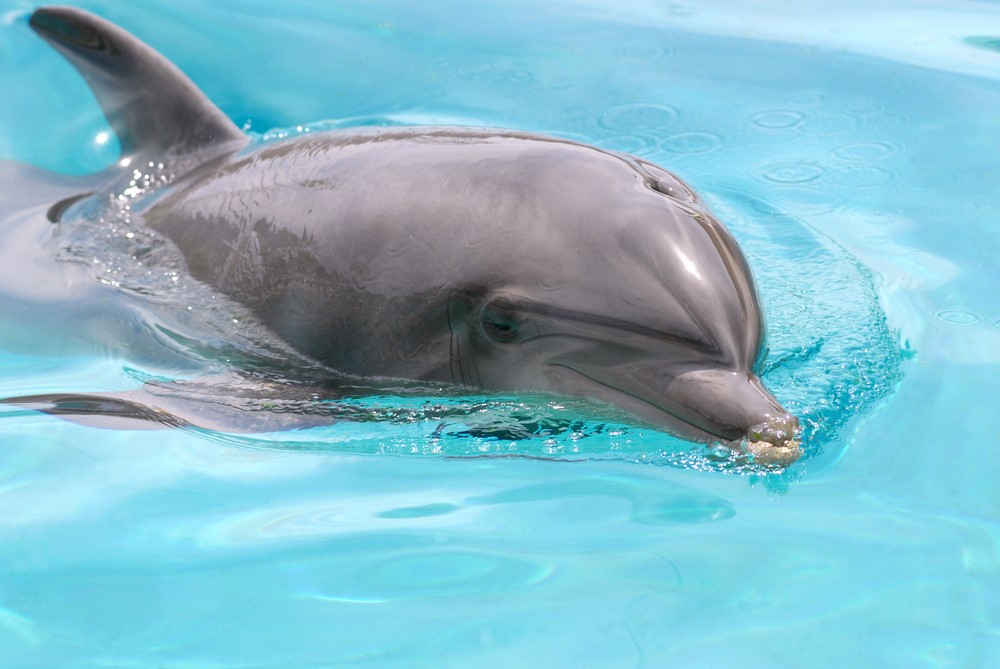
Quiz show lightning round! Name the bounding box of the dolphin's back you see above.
[143,128,643,290]
[140,129,660,372]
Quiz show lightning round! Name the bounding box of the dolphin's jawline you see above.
[543,363,726,443]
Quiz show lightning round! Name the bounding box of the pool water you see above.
[1,0,998,666]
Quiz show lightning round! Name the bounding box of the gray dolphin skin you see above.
[16,6,801,463]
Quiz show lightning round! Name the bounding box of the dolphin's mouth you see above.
[544,363,802,465]
[544,363,723,442]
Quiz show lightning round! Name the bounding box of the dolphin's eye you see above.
[480,302,522,343]
[484,320,517,340]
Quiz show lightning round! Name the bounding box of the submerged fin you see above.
[46,191,92,222]
[2,393,190,431]
[1,380,338,434]
[29,6,247,162]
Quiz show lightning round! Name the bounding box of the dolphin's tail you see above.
[28,6,247,164]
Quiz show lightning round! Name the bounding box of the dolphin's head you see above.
[443,149,801,463]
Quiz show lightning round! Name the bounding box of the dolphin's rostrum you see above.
[18,6,801,464]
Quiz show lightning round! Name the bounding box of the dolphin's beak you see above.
[546,363,801,465]
[664,369,801,464]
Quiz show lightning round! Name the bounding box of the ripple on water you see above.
[598,103,678,132]
[352,549,553,598]
[751,110,805,129]
[662,131,722,154]
[786,91,828,107]
[824,165,897,192]
[199,493,466,545]
[297,547,556,605]
[765,185,842,216]
[800,113,861,136]
[937,309,986,327]
[667,3,696,16]
[760,162,825,184]
[463,476,736,525]
[833,141,900,162]
[594,134,661,156]
[545,77,575,92]
[619,41,671,63]
[454,62,534,85]
[377,503,461,519]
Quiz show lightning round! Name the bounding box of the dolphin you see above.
[6,6,801,464]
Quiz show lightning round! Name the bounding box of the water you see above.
[1,0,998,666]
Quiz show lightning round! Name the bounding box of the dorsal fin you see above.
[29,6,247,163]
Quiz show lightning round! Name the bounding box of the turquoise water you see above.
[1,0,999,666]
